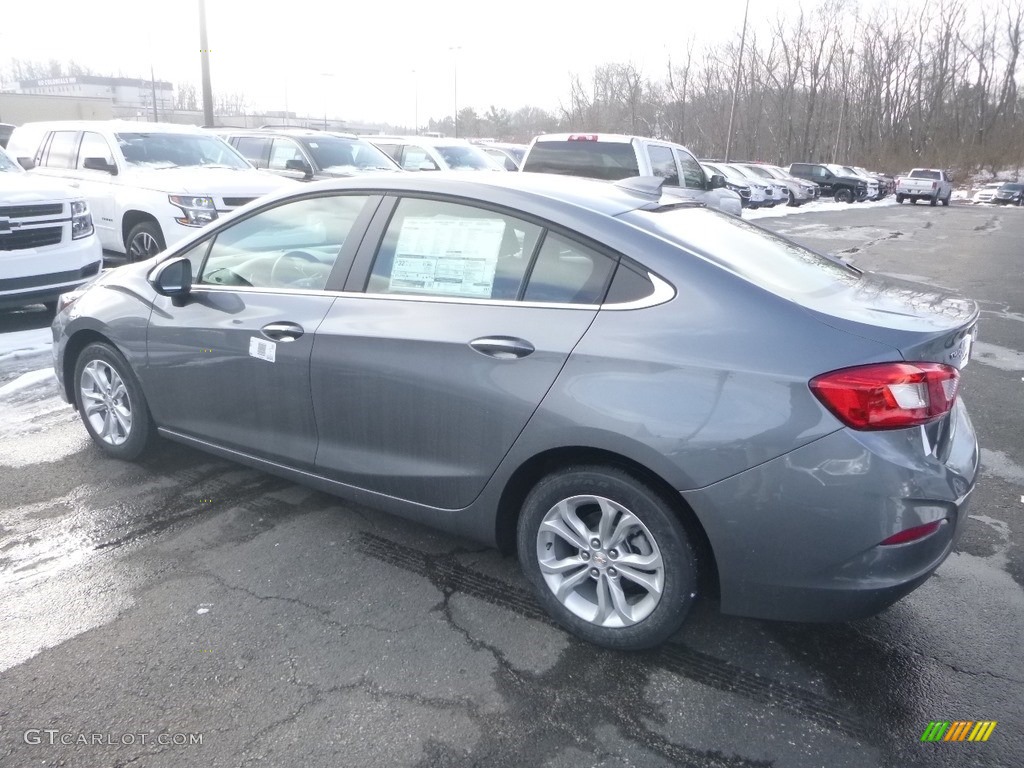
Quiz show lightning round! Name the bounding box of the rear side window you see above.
[367,198,541,298]
[234,136,272,167]
[523,233,616,304]
[648,145,679,187]
[43,131,79,168]
[522,141,639,181]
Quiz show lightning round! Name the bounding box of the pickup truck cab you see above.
[895,169,953,206]
[0,145,102,311]
[6,120,294,260]
[520,133,742,216]
[788,163,868,203]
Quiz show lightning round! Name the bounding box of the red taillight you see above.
[880,520,945,546]
[809,362,960,430]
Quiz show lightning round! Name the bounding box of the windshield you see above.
[115,132,251,169]
[909,170,941,180]
[623,207,861,298]
[304,137,397,172]
[0,147,21,173]
[744,165,775,179]
[435,144,502,170]
[1001,183,1024,191]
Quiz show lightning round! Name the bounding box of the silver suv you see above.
[520,133,742,216]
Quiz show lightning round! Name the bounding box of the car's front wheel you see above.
[517,466,698,650]
[835,187,853,204]
[126,221,166,262]
[74,342,156,460]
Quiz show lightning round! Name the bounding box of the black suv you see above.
[788,163,868,203]
[222,128,400,180]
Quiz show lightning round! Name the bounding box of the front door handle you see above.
[261,321,304,342]
[469,336,535,359]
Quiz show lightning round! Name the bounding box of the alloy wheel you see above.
[536,494,665,628]
[79,360,133,446]
[129,231,161,260]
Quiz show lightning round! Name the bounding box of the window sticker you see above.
[249,336,276,363]
[389,217,505,298]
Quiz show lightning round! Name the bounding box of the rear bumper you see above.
[685,398,979,622]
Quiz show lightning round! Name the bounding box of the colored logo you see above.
[921,721,997,742]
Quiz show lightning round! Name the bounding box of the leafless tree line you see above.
[561,0,1024,174]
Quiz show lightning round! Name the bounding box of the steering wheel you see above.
[270,251,321,286]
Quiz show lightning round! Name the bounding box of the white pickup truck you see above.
[895,169,953,206]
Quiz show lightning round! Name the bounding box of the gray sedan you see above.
[51,173,980,650]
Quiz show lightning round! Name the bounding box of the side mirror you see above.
[17,157,35,170]
[709,173,726,190]
[150,256,193,304]
[82,157,118,175]
[284,158,313,178]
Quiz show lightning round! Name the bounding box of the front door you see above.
[143,192,377,466]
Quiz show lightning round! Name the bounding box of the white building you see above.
[17,75,173,115]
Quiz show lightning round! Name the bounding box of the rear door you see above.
[310,194,618,509]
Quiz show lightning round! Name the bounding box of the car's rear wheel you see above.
[517,465,698,650]
[835,187,853,204]
[896,194,905,204]
[942,194,951,207]
[930,195,938,207]
[74,342,156,460]
[126,221,165,263]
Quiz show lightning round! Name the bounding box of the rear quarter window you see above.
[523,141,639,181]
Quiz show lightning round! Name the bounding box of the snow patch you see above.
[745,196,899,220]
[0,368,56,397]
[0,328,52,361]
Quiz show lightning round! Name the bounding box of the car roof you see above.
[250,172,690,218]
[368,135,474,146]
[224,128,361,140]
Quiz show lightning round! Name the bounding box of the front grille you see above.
[223,197,256,207]
[0,226,63,251]
[0,203,64,218]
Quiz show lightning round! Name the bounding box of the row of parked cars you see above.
[1,120,898,314]
[970,180,1024,205]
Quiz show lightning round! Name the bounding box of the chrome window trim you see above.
[187,270,674,311]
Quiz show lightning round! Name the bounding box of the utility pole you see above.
[449,46,461,138]
[198,0,214,127]
[150,63,159,122]
[724,0,750,162]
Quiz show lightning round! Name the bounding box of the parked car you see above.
[854,166,895,196]
[992,182,1024,206]
[5,120,294,260]
[520,133,742,216]
[895,168,953,206]
[473,141,529,171]
[837,166,882,200]
[716,162,787,207]
[788,162,868,203]
[700,161,765,208]
[970,182,1002,205]
[737,162,818,206]
[0,145,102,311]
[221,128,400,180]
[367,136,505,172]
[52,172,980,650]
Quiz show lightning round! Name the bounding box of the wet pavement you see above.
[0,203,1021,767]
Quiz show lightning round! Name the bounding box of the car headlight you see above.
[71,199,94,240]
[168,195,218,227]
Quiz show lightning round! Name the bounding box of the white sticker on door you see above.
[249,336,277,363]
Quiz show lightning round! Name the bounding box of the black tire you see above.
[911,198,918,204]
[942,194,951,207]
[835,187,853,204]
[929,195,938,207]
[125,220,166,263]
[516,465,698,650]
[787,190,797,207]
[896,194,905,204]
[43,301,58,315]
[73,342,156,460]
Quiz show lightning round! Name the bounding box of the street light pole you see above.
[320,72,334,131]
[413,69,419,135]
[198,0,214,127]
[449,46,461,138]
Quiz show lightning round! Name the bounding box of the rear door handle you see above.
[469,336,535,359]
[261,321,304,342]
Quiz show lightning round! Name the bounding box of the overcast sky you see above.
[0,0,984,127]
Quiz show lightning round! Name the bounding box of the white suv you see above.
[0,145,102,312]
[6,121,295,260]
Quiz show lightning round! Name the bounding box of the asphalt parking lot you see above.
[1,201,1021,768]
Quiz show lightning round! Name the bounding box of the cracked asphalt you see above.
[1,201,1022,767]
